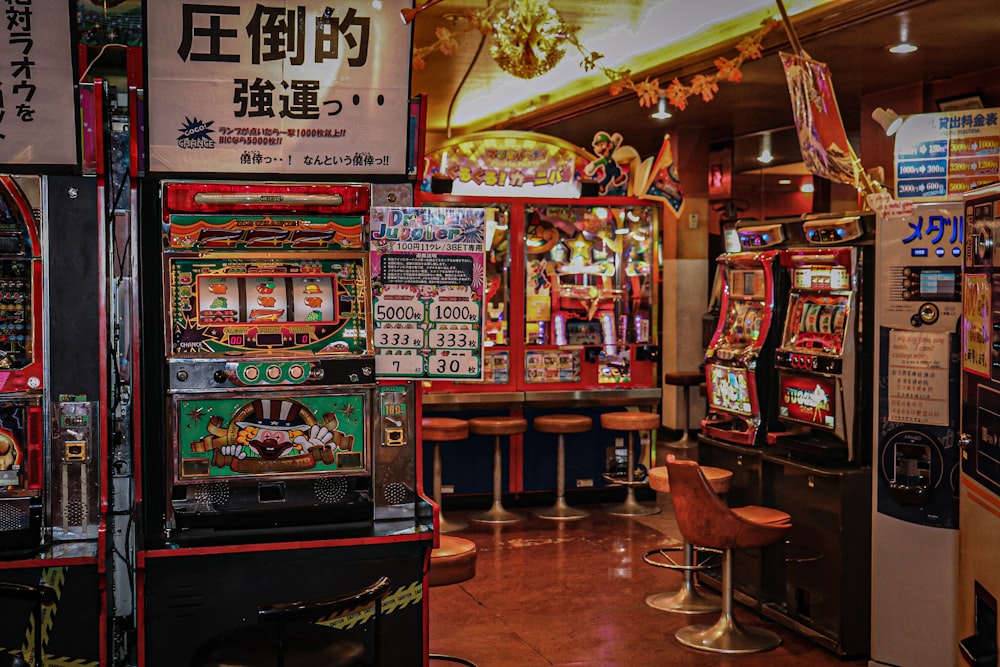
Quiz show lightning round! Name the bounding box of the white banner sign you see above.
[0,0,77,166]
[146,1,412,175]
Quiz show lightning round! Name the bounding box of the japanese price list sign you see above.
[370,207,486,379]
[893,108,1000,199]
[146,1,412,174]
[0,0,76,165]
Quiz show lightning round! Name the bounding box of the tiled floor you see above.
[428,493,870,667]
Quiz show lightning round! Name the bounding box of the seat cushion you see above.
[600,411,660,432]
[648,465,732,495]
[422,417,469,442]
[190,622,364,667]
[430,535,477,587]
[468,416,527,436]
[533,414,593,435]
[663,371,704,387]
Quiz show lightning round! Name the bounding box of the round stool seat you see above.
[648,465,732,495]
[429,536,477,587]
[423,417,469,442]
[663,371,704,387]
[533,414,592,434]
[468,416,528,436]
[601,411,660,432]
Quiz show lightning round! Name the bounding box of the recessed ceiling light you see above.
[778,178,792,185]
[651,95,672,120]
[889,42,918,54]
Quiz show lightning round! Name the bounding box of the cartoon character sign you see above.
[187,397,361,475]
[584,131,629,195]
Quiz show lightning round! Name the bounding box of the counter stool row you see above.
[422,410,660,531]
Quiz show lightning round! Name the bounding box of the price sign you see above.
[375,353,425,376]
[429,327,479,349]
[429,299,481,324]
[428,352,480,377]
[374,298,425,323]
[375,327,425,349]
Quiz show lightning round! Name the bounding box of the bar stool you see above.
[600,411,661,516]
[468,416,527,525]
[644,464,733,614]
[666,458,792,654]
[429,535,479,666]
[533,414,593,521]
[663,371,705,449]
[422,417,471,533]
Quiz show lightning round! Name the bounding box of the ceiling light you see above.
[888,42,918,54]
[800,182,815,193]
[778,178,792,185]
[757,133,773,164]
[872,107,904,136]
[651,96,672,120]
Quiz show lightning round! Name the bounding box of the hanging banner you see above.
[145,1,412,175]
[0,0,77,166]
[780,52,856,186]
[892,109,1000,200]
[370,207,486,380]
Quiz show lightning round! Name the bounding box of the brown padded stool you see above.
[468,416,528,524]
[429,536,479,666]
[644,465,733,614]
[533,414,593,520]
[423,417,470,533]
[600,411,661,516]
[663,371,705,448]
[666,459,792,654]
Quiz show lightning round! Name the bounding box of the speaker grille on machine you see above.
[382,481,413,506]
[0,500,30,532]
[313,476,348,504]
[192,482,232,510]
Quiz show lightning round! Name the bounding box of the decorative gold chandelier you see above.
[489,0,574,80]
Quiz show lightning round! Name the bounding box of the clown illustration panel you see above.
[173,392,369,483]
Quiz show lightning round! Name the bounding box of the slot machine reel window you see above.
[783,293,850,355]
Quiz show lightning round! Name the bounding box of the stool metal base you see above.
[535,498,589,521]
[440,514,468,533]
[468,502,525,525]
[605,489,660,517]
[675,617,782,654]
[430,654,478,666]
[646,585,721,615]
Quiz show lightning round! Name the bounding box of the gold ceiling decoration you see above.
[412,4,779,113]
[490,0,574,80]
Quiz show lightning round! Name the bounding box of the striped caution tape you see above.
[320,580,423,630]
[0,566,98,667]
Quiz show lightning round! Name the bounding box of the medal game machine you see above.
[958,183,1000,666]
[870,200,963,667]
[416,130,662,501]
[137,181,427,666]
[756,212,875,657]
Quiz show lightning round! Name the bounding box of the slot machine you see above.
[702,218,801,446]
[0,176,46,553]
[141,179,416,545]
[958,183,1000,665]
[769,212,875,463]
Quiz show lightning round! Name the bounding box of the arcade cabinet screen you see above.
[783,293,848,355]
[707,364,753,415]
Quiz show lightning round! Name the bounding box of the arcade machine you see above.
[697,217,801,607]
[871,201,963,667]
[0,169,105,666]
[702,218,802,447]
[137,180,428,666]
[758,211,875,657]
[417,131,662,504]
[958,183,1000,666]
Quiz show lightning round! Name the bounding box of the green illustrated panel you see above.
[173,393,368,481]
[167,255,370,356]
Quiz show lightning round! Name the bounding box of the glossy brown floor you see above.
[428,494,869,667]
